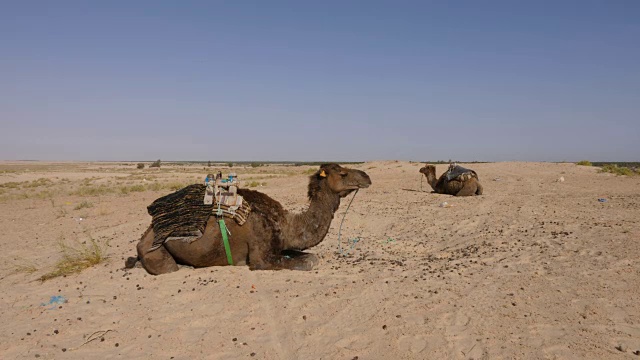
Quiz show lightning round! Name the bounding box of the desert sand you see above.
[0,161,638,359]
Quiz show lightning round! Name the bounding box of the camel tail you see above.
[124,256,139,269]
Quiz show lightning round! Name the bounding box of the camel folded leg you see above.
[136,226,179,275]
[475,182,483,195]
[455,180,479,197]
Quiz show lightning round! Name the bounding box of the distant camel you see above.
[127,164,372,275]
[419,164,483,196]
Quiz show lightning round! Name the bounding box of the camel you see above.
[419,163,483,196]
[126,163,371,275]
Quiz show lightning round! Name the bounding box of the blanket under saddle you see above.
[445,164,478,181]
[146,184,251,252]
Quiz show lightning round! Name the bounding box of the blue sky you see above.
[1,1,639,162]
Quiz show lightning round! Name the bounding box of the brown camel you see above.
[126,164,371,275]
[419,164,483,196]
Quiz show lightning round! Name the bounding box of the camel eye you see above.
[340,173,348,177]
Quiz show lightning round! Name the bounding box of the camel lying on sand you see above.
[126,164,371,275]
[419,163,483,196]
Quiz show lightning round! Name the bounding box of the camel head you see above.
[419,164,436,177]
[308,163,372,199]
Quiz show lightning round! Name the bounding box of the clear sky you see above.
[1,1,639,162]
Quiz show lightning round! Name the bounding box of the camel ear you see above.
[319,170,327,178]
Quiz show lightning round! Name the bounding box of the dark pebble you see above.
[54,329,59,334]
[62,348,67,352]
[382,325,387,330]
[250,353,256,357]
[302,315,307,320]
[115,343,119,347]
[232,338,237,342]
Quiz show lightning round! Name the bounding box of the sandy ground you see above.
[0,161,639,359]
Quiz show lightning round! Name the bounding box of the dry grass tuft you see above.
[39,235,109,281]
[23,178,53,188]
[73,185,115,196]
[13,264,37,274]
[74,200,93,210]
[119,184,145,194]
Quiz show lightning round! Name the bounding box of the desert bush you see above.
[146,182,164,191]
[74,200,93,210]
[73,185,115,196]
[0,182,21,189]
[40,235,109,281]
[120,184,146,194]
[24,178,53,188]
[247,181,260,187]
[150,159,161,168]
[32,190,55,199]
[576,160,592,166]
[137,163,145,169]
[227,162,234,168]
[600,164,634,176]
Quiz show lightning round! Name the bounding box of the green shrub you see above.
[137,163,145,169]
[600,164,634,176]
[576,160,592,166]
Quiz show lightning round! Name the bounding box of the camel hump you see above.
[237,188,286,219]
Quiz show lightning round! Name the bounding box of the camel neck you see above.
[425,171,438,191]
[283,184,341,251]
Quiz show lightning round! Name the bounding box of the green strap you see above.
[218,219,233,265]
